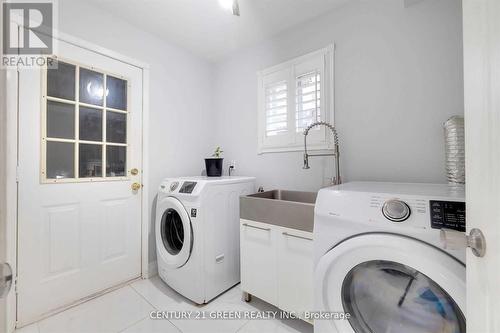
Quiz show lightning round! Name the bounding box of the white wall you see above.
[213,0,464,191]
[56,0,463,262]
[59,0,214,264]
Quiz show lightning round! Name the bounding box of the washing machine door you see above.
[156,197,193,269]
[315,233,465,333]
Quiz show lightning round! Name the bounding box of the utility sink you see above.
[240,190,318,232]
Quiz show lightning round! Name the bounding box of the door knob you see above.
[131,182,142,191]
[440,228,486,257]
[0,262,13,299]
[130,168,139,176]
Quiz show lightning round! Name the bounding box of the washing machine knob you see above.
[170,181,179,192]
[382,199,411,222]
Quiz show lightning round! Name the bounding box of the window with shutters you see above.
[296,71,321,134]
[265,81,288,137]
[257,45,334,153]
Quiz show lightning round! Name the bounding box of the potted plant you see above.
[205,147,224,177]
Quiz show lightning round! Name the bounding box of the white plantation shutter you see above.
[296,71,320,133]
[265,81,288,136]
[258,44,334,153]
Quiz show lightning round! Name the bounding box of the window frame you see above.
[257,44,335,154]
[40,56,131,184]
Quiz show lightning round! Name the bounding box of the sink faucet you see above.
[303,121,341,185]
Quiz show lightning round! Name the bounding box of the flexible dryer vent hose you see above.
[444,116,465,184]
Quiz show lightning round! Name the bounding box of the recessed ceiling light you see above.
[218,0,240,16]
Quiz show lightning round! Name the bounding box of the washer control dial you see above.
[169,181,179,192]
[382,199,411,222]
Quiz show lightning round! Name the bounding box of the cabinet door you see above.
[277,227,313,316]
[240,220,277,305]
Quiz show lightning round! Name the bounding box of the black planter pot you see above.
[205,158,223,177]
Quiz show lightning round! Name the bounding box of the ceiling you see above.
[86,0,349,62]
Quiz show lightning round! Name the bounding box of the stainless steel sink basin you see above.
[240,190,318,232]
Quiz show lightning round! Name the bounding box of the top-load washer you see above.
[156,176,255,304]
[314,182,466,333]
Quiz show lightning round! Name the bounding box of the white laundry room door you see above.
[17,39,143,325]
[463,0,500,331]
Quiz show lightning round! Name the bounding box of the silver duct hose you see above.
[443,116,465,184]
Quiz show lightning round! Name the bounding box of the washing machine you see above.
[314,182,466,333]
[156,176,255,304]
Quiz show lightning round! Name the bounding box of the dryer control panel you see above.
[429,200,466,232]
[382,199,411,222]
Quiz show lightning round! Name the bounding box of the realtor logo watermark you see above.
[2,0,57,68]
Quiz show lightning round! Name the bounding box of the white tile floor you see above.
[15,276,313,333]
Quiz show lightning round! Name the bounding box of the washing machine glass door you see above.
[156,197,193,269]
[315,233,465,333]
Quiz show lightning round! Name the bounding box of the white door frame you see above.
[463,0,500,331]
[3,65,18,333]
[4,30,151,331]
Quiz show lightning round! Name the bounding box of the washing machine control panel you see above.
[429,200,466,232]
[382,199,411,222]
[179,181,197,194]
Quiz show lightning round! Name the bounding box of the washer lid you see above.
[156,197,193,269]
[315,233,465,333]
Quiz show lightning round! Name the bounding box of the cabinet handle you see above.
[242,223,271,231]
[282,232,313,241]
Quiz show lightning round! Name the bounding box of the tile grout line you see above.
[129,282,158,311]
[234,319,251,333]
[116,314,149,333]
[38,285,150,333]
[29,277,143,331]
[128,281,183,333]
[164,320,183,333]
[115,285,156,333]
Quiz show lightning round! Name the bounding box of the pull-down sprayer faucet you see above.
[303,121,341,185]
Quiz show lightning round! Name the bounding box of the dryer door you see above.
[315,233,465,333]
[156,197,193,269]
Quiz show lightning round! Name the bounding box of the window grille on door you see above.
[41,58,129,183]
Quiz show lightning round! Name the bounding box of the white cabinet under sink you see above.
[240,220,278,305]
[240,219,313,321]
[277,228,313,315]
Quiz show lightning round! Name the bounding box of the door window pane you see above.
[46,142,75,179]
[106,76,127,110]
[79,144,102,178]
[43,60,131,182]
[106,111,127,143]
[342,260,465,333]
[79,68,104,106]
[79,106,102,142]
[106,146,126,177]
[47,101,75,139]
[47,60,76,101]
